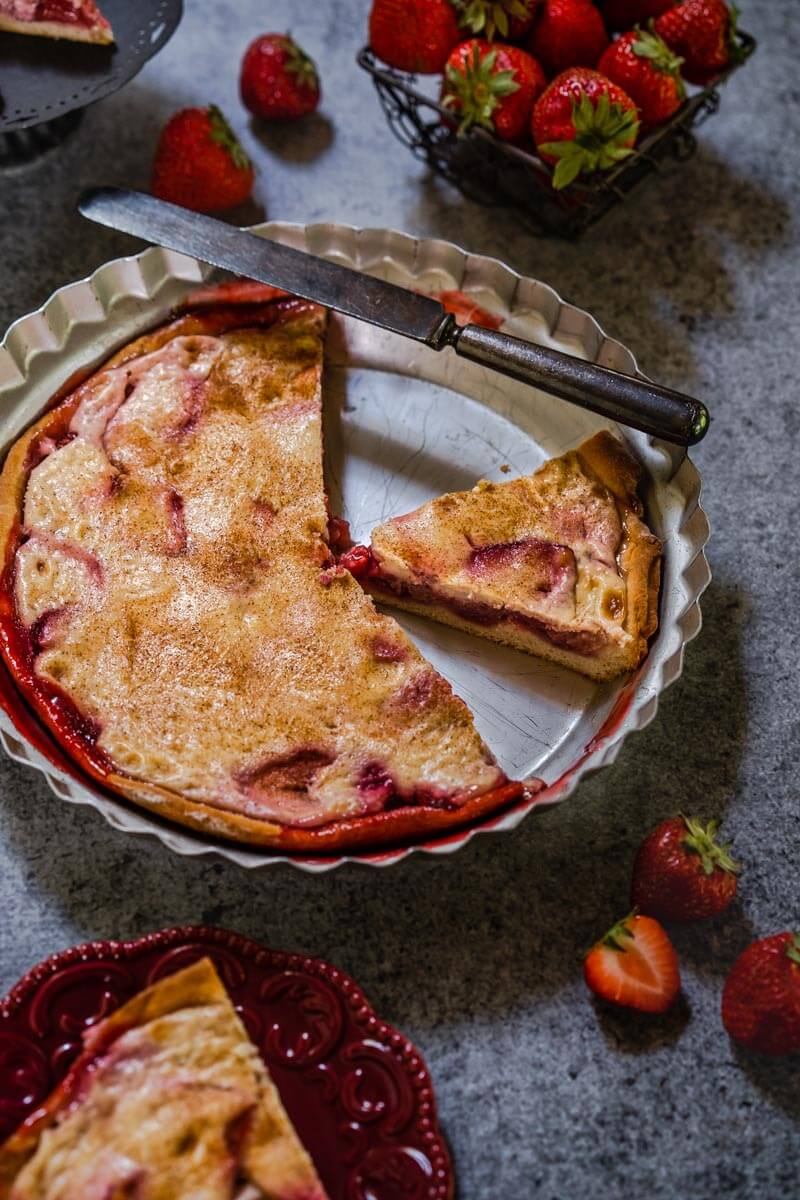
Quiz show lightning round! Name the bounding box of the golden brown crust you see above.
[0,14,114,44]
[106,769,524,852]
[576,431,662,660]
[365,430,662,681]
[370,592,637,682]
[574,430,643,510]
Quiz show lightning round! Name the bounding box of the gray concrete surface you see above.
[0,1,798,1196]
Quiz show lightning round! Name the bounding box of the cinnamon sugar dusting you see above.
[9,304,502,828]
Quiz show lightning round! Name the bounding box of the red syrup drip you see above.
[437,290,503,331]
[0,579,114,781]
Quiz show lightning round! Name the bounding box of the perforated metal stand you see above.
[0,110,83,168]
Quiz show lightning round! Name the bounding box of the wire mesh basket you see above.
[357,31,756,239]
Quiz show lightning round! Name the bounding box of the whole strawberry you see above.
[442,39,546,141]
[655,0,736,84]
[369,0,461,73]
[598,27,684,128]
[532,67,639,188]
[151,105,254,213]
[584,912,681,1014]
[722,933,800,1056]
[599,0,674,30]
[631,815,740,921]
[240,34,320,120]
[529,0,608,78]
[457,0,541,42]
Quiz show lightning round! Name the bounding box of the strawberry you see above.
[442,39,546,141]
[532,67,639,188]
[456,0,541,42]
[599,0,674,30]
[151,106,254,214]
[584,912,681,1014]
[528,0,609,78]
[722,933,800,1056]
[654,0,737,85]
[598,27,684,128]
[240,34,320,121]
[631,815,740,921]
[369,0,462,73]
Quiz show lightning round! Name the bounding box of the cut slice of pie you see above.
[0,286,513,851]
[341,433,662,682]
[0,958,329,1199]
[0,1,114,43]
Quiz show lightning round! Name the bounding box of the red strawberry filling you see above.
[163,488,187,557]
[356,759,466,814]
[357,760,395,809]
[342,543,605,655]
[370,634,407,662]
[468,536,577,594]
[0,1,106,28]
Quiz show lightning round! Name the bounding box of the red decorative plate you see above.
[0,926,453,1199]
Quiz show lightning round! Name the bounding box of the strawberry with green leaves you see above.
[532,67,639,188]
[528,0,608,78]
[584,912,681,1014]
[240,34,320,121]
[443,38,546,141]
[654,0,739,85]
[151,105,254,213]
[631,815,740,921]
[598,27,685,128]
[722,933,800,1056]
[369,0,462,73]
[456,0,541,42]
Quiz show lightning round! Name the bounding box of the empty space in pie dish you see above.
[0,226,709,868]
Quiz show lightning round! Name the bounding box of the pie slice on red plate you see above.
[0,287,514,852]
[0,958,328,1199]
[342,433,662,682]
[0,1,114,43]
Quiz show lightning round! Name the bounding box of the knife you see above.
[78,187,709,447]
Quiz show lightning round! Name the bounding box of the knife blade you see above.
[78,187,709,446]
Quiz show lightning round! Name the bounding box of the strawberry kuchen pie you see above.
[342,433,662,682]
[0,1,114,43]
[0,287,514,852]
[0,958,328,1198]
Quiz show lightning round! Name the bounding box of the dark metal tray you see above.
[0,0,183,164]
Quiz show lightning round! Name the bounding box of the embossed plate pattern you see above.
[0,925,453,1200]
[0,224,710,869]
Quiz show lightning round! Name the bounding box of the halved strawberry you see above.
[584,911,681,1013]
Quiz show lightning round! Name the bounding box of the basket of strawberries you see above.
[359,0,755,238]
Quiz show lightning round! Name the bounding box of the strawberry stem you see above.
[539,91,640,189]
[787,933,800,967]
[680,814,740,877]
[443,43,520,136]
[632,25,686,95]
[455,0,531,41]
[208,105,251,172]
[283,33,319,91]
[601,910,638,953]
